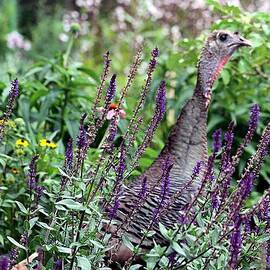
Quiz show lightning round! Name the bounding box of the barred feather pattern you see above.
[110,92,208,251]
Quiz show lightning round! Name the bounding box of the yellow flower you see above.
[39,139,57,149]
[16,138,29,147]
[11,168,19,174]
[0,119,5,126]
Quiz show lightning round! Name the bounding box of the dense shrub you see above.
[0,1,270,270]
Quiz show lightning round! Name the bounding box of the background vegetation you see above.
[0,0,270,269]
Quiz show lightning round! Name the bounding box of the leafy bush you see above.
[0,1,270,270]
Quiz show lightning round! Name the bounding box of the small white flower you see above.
[59,33,69,43]
[6,31,31,51]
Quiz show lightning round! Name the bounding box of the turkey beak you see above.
[229,32,252,48]
[237,36,252,47]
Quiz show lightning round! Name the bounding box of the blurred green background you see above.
[1,0,270,252]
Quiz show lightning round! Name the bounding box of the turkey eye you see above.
[219,33,228,42]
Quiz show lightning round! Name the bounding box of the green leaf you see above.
[57,246,72,254]
[56,199,85,211]
[7,236,26,250]
[77,256,91,270]
[37,221,55,230]
[89,240,104,249]
[0,234,4,245]
[129,264,142,270]
[172,242,186,257]
[29,217,39,230]
[15,201,28,215]
[122,235,134,252]
[159,223,170,240]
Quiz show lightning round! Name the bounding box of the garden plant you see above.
[0,1,270,270]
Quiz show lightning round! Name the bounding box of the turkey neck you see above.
[161,84,209,191]
[141,67,216,191]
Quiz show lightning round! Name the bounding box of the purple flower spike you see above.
[211,190,219,210]
[192,161,204,177]
[229,216,242,270]
[152,47,159,58]
[109,197,120,219]
[212,128,222,153]
[240,172,255,200]
[150,47,159,69]
[28,155,39,191]
[9,248,18,267]
[249,104,260,131]
[139,176,148,198]
[161,155,173,198]
[155,80,166,122]
[53,259,63,270]
[0,256,10,270]
[106,74,116,102]
[36,247,44,270]
[233,104,260,163]
[65,138,73,170]
[77,113,87,149]
[116,143,126,181]
[10,78,19,98]
[266,240,270,270]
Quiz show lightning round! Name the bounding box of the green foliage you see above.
[0,1,270,269]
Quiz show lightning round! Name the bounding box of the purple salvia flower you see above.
[5,79,20,118]
[161,157,173,198]
[92,51,111,120]
[35,186,44,203]
[116,143,126,180]
[204,154,215,183]
[249,104,260,130]
[109,197,120,219]
[0,79,20,140]
[132,81,166,165]
[221,122,235,171]
[152,47,159,58]
[230,173,256,222]
[150,47,159,69]
[28,155,39,191]
[36,247,44,270]
[20,232,28,246]
[240,172,255,200]
[233,104,260,164]
[9,248,18,267]
[153,155,173,222]
[65,138,73,170]
[155,80,166,122]
[212,128,222,153]
[211,190,219,210]
[267,240,270,270]
[139,176,148,198]
[53,259,63,270]
[77,113,87,149]
[192,161,204,177]
[105,74,116,102]
[168,251,177,266]
[178,202,192,225]
[178,211,188,225]
[0,256,10,270]
[229,216,242,270]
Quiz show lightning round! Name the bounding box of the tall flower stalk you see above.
[0,79,19,142]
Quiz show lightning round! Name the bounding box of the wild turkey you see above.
[107,30,251,264]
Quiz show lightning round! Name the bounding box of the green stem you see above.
[63,35,74,68]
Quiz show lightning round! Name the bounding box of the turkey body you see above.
[109,92,208,263]
[106,30,251,266]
